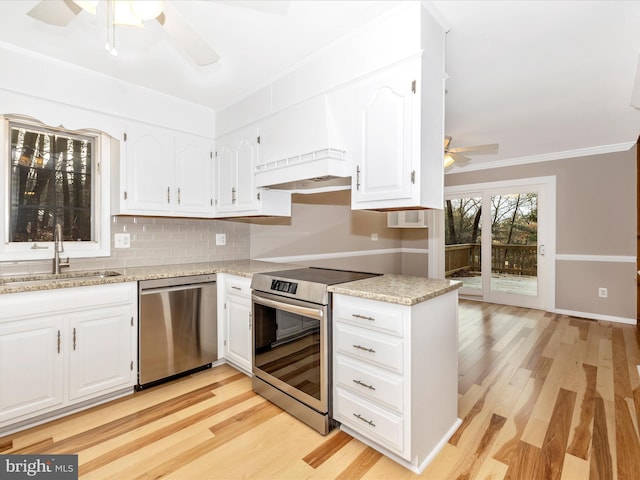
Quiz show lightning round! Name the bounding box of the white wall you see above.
[0,42,215,139]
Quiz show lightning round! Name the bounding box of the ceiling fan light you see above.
[444,153,455,168]
[74,0,99,15]
[114,1,144,27]
[130,0,164,20]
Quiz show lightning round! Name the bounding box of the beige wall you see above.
[445,147,637,321]
[249,190,429,276]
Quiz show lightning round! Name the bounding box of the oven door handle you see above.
[252,294,325,320]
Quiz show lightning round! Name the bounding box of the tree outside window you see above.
[9,122,94,244]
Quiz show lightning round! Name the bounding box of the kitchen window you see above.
[1,116,111,260]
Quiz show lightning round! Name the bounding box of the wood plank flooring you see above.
[2,299,640,479]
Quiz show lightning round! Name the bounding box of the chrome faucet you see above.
[53,223,70,274]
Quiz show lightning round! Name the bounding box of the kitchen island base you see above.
[331,284,461,473]
[340,417,462,474]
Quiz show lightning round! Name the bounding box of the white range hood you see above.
[255,94,351,193]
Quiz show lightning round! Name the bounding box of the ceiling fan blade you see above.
[444,136,452,150]
[450,153,471,165]
[449,143,499,155]
[27,0,82,27]
[156,3,220,66]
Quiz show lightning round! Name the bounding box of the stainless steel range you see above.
[250,267,380,435]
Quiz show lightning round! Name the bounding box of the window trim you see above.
[0,115,111,261]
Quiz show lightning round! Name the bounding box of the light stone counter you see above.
[0,262,460,305]
[0,260,300,295]
[328,274,462,306]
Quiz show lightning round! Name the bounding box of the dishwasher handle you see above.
[139,274,216,292]
[140,283,215,295]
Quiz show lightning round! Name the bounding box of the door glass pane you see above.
[445,197,482,292]
[490,193,538,296]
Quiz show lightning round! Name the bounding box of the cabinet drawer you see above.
[335,354,404,414]
[225,276,250,297]
[334,388,404,454]
[334,296,404,337]
[334,323,403,374]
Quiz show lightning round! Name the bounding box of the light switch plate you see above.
[216,233,226,246]
[114,233,130,248]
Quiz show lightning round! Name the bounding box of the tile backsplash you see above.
[0,216,250,276]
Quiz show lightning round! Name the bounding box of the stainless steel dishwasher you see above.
[138,274,217,389]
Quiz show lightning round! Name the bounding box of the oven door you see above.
[252,290,329,413]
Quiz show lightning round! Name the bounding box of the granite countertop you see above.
[0,261,461,305]
[329,274,462,306]
[0,260,298,295]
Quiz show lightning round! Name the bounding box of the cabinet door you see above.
[215,138,237,213]
[175,135,214,215]
[68,306,135,402]
[125,124,174,213]
[352,62,418,207]
[215,129,259,215]
[235,136,259,212]
[0,318,64,424]
[225,293,252,372]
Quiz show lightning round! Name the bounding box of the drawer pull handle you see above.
[232,286,242,291]
[353,344,376,353]
[352,314,375,321]
[353,413,376,427]
[353,379,376,391]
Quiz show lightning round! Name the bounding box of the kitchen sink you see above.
[0,270,122,287]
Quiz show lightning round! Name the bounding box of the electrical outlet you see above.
[598,287,608,298]
[114,233,130,249]
[371,233,379,241]
[216,233,226,246]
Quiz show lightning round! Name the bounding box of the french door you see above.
[444,177,555,310]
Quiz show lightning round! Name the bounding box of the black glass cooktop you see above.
[260,267,380,286]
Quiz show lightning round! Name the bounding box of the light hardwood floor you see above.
[2,299,640,479]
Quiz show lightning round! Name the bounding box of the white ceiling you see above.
[0,0,639,169]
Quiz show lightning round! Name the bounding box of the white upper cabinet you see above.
[351,6,446,211]
[352,60,418,207]
[351,53,445,210]
[215,127,259,214]
[113,123,214,217]
[121,124,173,214]
[175,136,215,215]
[215,126,291,217]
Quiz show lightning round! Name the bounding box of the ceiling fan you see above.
[444,136,499,169]
[26,0,220,66]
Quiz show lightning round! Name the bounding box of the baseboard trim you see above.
[555,254,636,263]
[554,308,636,325]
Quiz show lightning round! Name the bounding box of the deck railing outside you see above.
[445,243,537,277]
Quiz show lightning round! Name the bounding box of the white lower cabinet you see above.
[332,291,460,474]
[68,305,135,402]
[0,283,138,434]
[218,274,252,374]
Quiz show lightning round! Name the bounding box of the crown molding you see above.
[445,141,637,174]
